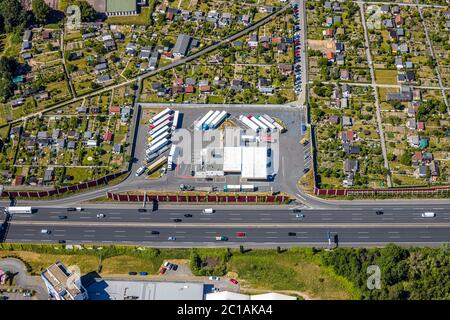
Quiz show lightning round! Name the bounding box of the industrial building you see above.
[86,278,295,300]
[87,279,206,300]
[41,261,88,300]
[85,0,138,16]
[223,146,268,179]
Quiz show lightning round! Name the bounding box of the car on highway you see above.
[58,215,67,219]
[58,240,66,244]
[138,209,147,212]
[215,236,228,241]
[209,276,220,281]
[376,210,383,215]
[96,213,106,218]
[168,236,176,241]
[22,292,32,297]
[236,232,246,238]
[150,231,160,235]
[288,232,297,236]
[230,279,239,285]
[41,229,50,234]
[128,272,137,275]
[173,218,182,222]
[67,208,76,212]
[296,214,305,219]
[184,214,193,218]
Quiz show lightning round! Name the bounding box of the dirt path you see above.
[240,287,316,300]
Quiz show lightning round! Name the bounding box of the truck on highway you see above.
[4,206,33,214]
[202,208,214,214]
[241,185,256,192]
[421,212,436,218]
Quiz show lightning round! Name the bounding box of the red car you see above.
[236,232,246,237]
[159,267,167,275]
[230,279,239,285]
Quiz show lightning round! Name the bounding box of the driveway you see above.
[0,258,48,300]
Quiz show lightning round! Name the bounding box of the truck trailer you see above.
[4,206,33,214]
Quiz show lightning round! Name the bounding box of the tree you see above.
[76,0,98,22]
[0,0,29,32]
[32,0,51,24]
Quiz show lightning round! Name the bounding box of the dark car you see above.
[288,232,296,236]
[172,264,178,271]
[292,209,302,213]
[173,219,182,222]
[376,210,383,215]
[128,272,137,276]
[139,272,148,276]
[150,231,160,235]
[138,209,147,212]
[67,208,76,211]
[184,214,193,218]
[58,215,67,220]
[58,240,66,244]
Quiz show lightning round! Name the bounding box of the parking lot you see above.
[131,105,308,195]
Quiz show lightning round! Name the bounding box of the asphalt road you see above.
[5,207,450,225]
[5,224,450,247]
[3,205,450,247]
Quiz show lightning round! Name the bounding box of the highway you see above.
[5,224,450,248]
[5,207,450,225]
[2,206,450,247]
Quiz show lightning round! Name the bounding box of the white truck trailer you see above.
[4,206,33,214]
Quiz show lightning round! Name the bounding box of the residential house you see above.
[342,116,352,127]
[248,33,258,48]
[344,159,359,174]
[113,144,122,154]
[43,168,54,183]
[406,118,416,130]
[173,34,192,57]
[408,135,420,147]
[120,107,132,123]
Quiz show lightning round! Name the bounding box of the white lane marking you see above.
[114,230,126,233]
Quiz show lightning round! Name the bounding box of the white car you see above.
[135,166,146,177]
[96,213,105,218]
[295,214,305,219]
[168,236,176,241]
[209,276,220,281]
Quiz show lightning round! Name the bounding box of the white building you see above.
[41,261,88,300]
[223,146,268,180]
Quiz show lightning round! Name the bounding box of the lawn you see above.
[0,246,357,299]
[106,8,151,25]
[374,69,398,85]
[227,249,357,299]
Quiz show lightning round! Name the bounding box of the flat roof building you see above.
[223,146,268,180]
[87,279,205,300]
[41,261,88,300]
[106,0,137,16]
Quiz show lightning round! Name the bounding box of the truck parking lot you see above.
[131,105,308,195]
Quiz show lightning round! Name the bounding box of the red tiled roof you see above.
[103,131,113,141]
[109,106,121,113]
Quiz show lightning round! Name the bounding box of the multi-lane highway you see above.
[3,206,450,247]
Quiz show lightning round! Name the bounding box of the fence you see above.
[1,171,127,198]
[106,192,290,204]
[314,185,450,197]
